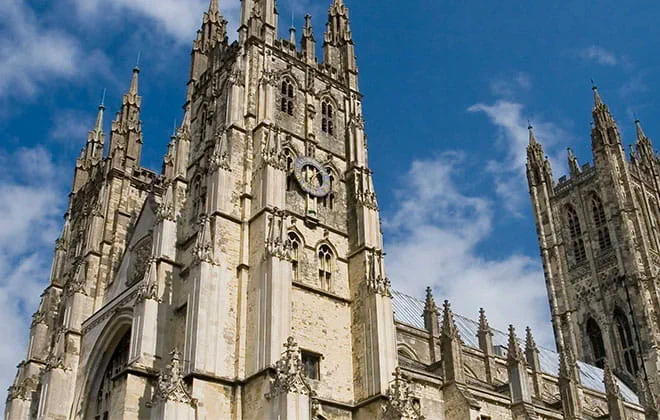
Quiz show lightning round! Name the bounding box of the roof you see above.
[391,289,639,404]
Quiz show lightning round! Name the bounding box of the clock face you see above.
[294,157,331,197]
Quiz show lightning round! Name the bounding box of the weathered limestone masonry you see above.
[527,86,660,409]
[4,1,657,419]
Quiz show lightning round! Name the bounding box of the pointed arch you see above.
[315,241,336,291]
[278,73,300,116]
[613,307,639,375]
[590,193,611,251]
[566,204,587,264]
[397,343,419,361]
[287,230,303,282]
[319,94,338,136]
[74,310,133,420]
[585,317,606,368]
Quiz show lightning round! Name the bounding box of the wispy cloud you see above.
[467,99,571,215]
[0,0,108,102]
[49,109,96,147]
[384,152,553,347]
[0,147,66,414]
[489,72,532,98]
[70,0,242,43]
[578,45,618,66]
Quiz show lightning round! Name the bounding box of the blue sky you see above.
[1,0,658,406]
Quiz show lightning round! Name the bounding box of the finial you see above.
[289,26,296,45]
[441,300,460,339]
[129,66,140,96]
[591,79,603,106]
[100,88,106,109]
[209,0,219,13]
[603,362,620,395]
[568,148,581,176]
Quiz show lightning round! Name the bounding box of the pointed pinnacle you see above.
[424,287,437,311]
[507,325,524,362]
[635,118,647,141]
[209,0,219,13]
[94,101,104,133]
[525,326,537,352]
[478,308,489,331]
[528,124,537,145]
[441,300,459,337]
[129,66,140,96]
[603,362,620,396]
[592,82,603,106]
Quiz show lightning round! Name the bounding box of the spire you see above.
[524,326,537,354]
[528,123,537,145]
[301,14,316,62]
[567,148,581,177]
[289,26,296,46]
[209,0,219,14]
[603,363,626,420]
[635,118,646,141]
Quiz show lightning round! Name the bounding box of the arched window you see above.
[318,245,333,290]
[318,170,335,209]
[321,99,334,135]
[614,308,639,375]
[591,194,612,251]
[586,318,606,368]
[284,149,296,192]
[92,330,130,420]
[280,80,295,116]
[288,232,301,282]
[567,206,587,264]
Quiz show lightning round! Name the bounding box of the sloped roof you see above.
[391,290,639,404]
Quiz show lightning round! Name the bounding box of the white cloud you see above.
[0,147,66,414]
[489,72,532,98]
[384,152,554,347]
[467,100,571,215]
[71,0,242,43]
[0,0,108,101]
[578,45,618,66]
[49,110,95,145]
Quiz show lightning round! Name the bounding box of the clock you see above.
[293,157,331,197]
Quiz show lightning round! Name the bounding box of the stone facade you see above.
[4,1,656,419]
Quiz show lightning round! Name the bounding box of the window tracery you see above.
[566,205,587,264]
[614,308,639,375]
[288,232,302,282]
[321,99,334,135]
[318,169,335,209]
[92,331,130,420]
[280,80,295,116]
[586,318,606,368]
[318,245,333,290]
[591,194,611,251]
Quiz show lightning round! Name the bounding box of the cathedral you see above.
[4,0,659,419]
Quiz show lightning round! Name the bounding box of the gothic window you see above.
[321,99,334,135]
[288,232,301,282]
[191,175,205,221]
[566,205,587,264]
[586,318,606,368]
[318,244,333,290]
[92,331,130,420]
[301,351,321,380]
[318,169,335,209]
[591,194,612,251]
[280,80,295,116]
[614,308,639,375]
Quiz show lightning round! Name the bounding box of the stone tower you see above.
[5,0,398,418]
[526,86,660,399]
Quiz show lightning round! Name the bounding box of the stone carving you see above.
[135,258,161,304]
[128,235,153,286]
[44,353,66,372]
[209,126,231,172]
[265,209,292,260]
[153,349,196,406]
[64,262,87,297]
[31,310,47,328]
[261,126,286,170]
[265,337,313,399]
[382,368,424,420]
[192,216,215,265]
[366,249,391,297]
